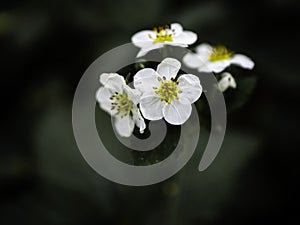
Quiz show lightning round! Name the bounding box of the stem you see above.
[125,72,131,84]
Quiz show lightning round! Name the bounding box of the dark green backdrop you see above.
[1,0,299,224]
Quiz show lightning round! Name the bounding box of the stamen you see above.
[209,45,234,62]
[150,24,174,43]
[155,79,181,104]
[111,92,134,117]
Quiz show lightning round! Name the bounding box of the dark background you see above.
[1,0,299,224]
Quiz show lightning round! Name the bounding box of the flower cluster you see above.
[96,22,255,137]
[132,23,254,92]
[96,59,202,137]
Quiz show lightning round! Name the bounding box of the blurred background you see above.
[1,0,300,224]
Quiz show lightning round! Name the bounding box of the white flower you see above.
[134,58,202,125]
[131,23,197,58]
[183,43,255,73]
[218,72,237,92]
[96,73,146,137]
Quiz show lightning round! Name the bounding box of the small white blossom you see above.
[131,23,197,57]
[218,72,237,92]
[96,73,146,137]
[183,43,254,73]
[134,58,202,125]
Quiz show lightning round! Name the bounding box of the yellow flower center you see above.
[154,76,181,104]
[149,25,174,43]
[110,92,133,116]
[209,45,234,62]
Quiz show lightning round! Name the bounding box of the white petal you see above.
[132,105,146,134]
[173,31,197,45]
[218,72,237,92]
[96,87,111,103]
[139,94,165,120]
[96,87,117,115]
[171,23,183,35]
[195,43,213,55]
[183,53,204,69]
[136,49,148,58]
[133,68,160,94]
[163,98,192,125]
[199,60,231,73]
[131,30,155,48]
[166,42,188,48]
[123,85,141,105]
[136,43,164,57]
[197,64,213,73]
[230,54,255,70]
[177,74,202,103]
[114,115,135,137]
[99,73,125,93]
[156,58,181,80]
